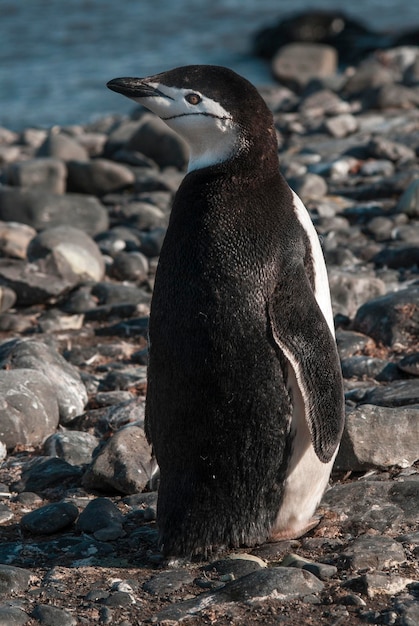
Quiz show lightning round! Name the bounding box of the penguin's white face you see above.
[107,77,243,172]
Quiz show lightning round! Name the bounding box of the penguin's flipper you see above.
[268,263,344,463]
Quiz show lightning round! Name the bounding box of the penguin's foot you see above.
[269,516,321,542]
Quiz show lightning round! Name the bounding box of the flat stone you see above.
[32,604,77,626]
[398,353,419,376]
[142,570,195,597]
[43,430,99,466]
[362,572,414,599]
[0,258,79,306]
[15,457,83,494]
[0,606,30,626]
[340,356,391,380]
[0,565,32,595]
[323,480,419,532]
[335,404,419,471]
[361,381,419,407]
[342,535,406,571]
[82,424,152,495]
[21,501,79,535]
[153,567,324,622]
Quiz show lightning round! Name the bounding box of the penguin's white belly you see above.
[272,368,337,538]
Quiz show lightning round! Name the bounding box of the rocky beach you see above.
[1,12,419,626]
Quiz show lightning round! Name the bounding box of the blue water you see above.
[0,0,418,130]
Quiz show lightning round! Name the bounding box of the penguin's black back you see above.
[145,147,307,555]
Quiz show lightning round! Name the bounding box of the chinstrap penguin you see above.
[107,65,345,557]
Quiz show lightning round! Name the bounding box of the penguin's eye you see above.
[185,93,202,105]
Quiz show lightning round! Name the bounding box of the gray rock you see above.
[360,159,395,177]
[361,572,414,599]
[287,173,327,201]
[15,457,83,494]
[0,187,108,236]
[43,430,99,466]
[0,606,29,626]
[0,339,88,424]
[143,570,195,597]
[342,535,406,571]
[76,497,123,539]
[27,225,105,283]
[125,114,189,169]
[367,137,416,162]
[324,114,358,138]
[0,565,32,595]
[138,227,166,257]
[329,270,386,318]
[36,131,89,162]
[352,286,419,348]
[7,158,67,194]
[361,381,419,407]
[272,42,337,88]
[336,404,419,471]
[0,221,37,259]
[32,604,77,626]
[323,480,419,533]
[0,369,59,449]
[343,57,394,96]
[67,158,135,196]
[373,243,419,269]
[103,119,144,157]
[116,201,166,231]
[21,501,79,535]
[397,599,419,626]
[110,251,149,282]
[0,504,13,523]
[154,567,323,622]
[82,424,152,494]
[205,554,266,580]
[91,282,151,306]
[0,258,79,306]
[299,89,351,117]
[336,329,373,359]
[340,356,391,380]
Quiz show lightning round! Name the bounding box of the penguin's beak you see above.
[107,77,166,99]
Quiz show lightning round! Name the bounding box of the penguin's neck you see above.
[189,124,280,181]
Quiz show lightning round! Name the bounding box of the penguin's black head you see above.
[107,65,276,172]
